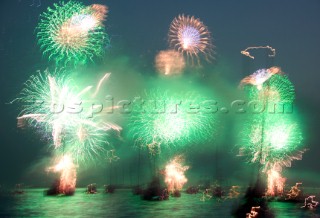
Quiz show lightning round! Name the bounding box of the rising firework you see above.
[37,1,109,66]
[168,14,213,65]
[266,165,286,196]
[163,155,189,192]
[47,154,77,195]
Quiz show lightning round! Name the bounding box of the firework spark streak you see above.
[246,206,260,218]
[163,155,189,192]
[36,1,109,66]
[16,70,121,164]
[168,14,213,65]
[286,182,302,200]
[241,46,276,59]
[92,73,110,97]
[301,196,319,209]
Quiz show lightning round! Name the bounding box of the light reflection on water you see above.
[1,189,320,217]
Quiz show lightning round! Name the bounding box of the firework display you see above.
[168,14,213,65]
[36,1,109,66]
[7,1,316,217]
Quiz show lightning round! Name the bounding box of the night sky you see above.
[0,0,319,188]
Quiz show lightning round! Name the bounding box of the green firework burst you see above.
[36,1,109,66]
[16,70,120,165]
[62,121,114,165]
[16,69,79,131]
[239,114,303,170]
[129,90,216,153]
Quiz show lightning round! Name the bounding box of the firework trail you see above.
[168,14,213,65]
[36,1,109,66]
[241,45,276,59]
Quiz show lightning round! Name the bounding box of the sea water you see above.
[1,189,320,217]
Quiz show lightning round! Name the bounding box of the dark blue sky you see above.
[0,0,319,187]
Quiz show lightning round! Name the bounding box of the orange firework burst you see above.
[164,155,189,192]
[55,4,107,52]
[155,50,185,75]
[168,14,213,65]
[56,20,88,49]
[90,4,108,23]
[240,66,282,90]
